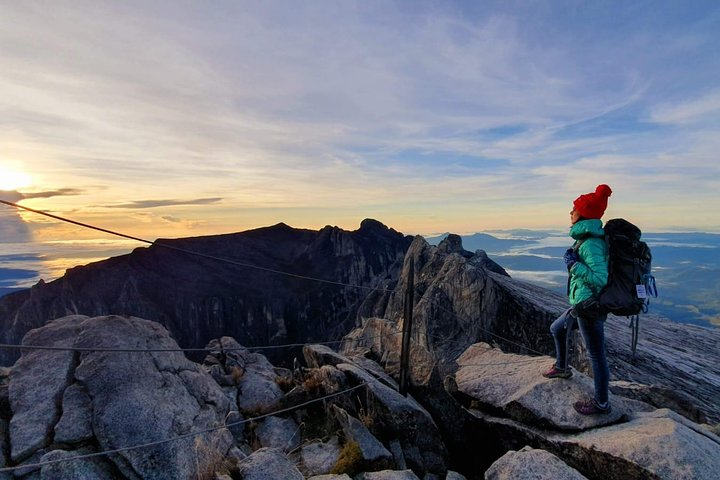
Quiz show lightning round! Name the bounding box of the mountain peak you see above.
[270,222,292,229]
[359,218,389,232]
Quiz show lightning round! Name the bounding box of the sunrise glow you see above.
[0,167,32,192]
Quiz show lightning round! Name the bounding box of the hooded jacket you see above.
[568,219,609,305]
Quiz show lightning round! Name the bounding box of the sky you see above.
[2,0,720,257]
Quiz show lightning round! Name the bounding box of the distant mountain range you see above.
[425,232,533,253]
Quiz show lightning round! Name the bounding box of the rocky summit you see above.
[0,222,719,479]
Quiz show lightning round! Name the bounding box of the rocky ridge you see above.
[0,220,412,366]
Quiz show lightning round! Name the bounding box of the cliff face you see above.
[355,234,566,375]
[0,219,412,366]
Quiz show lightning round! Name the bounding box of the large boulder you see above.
[455,343,627,431]
[484,446,588,480]
[235,352,284,414]
[294,437,342,477]
[236,447,303,480]
[202,336,284,415]
[6,315,234,479]
[255,416,300,451]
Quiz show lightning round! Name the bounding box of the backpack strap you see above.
[629,314,639,356]
[572,238,586,252]
[644,274,658,298]
[639,275,658,314]
[566,238,587,296]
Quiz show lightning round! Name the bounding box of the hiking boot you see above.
[574,398,612,415]
[542,364,572,379]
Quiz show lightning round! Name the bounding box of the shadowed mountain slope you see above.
[0,219,412,366]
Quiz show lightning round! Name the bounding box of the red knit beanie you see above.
[573,184,612,219]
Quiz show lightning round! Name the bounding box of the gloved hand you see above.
[564,248,579,270]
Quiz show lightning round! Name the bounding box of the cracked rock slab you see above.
[54,384,93,444]
[455,343,626,431]
[9,315,85,462]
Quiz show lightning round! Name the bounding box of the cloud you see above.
[1,2,719,231]
[1,189,83,202]
[104,198,223,209]
[0,193,31,243]
[161,215,181,223]
[0,212,31,243]
[0,3,644,170]
[649,90,720,125]
[0,190,24,203]
[21,188,84,199]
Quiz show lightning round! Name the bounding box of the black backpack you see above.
[598,219,656,316]
[571,219,658,354]
[599,219,658,353]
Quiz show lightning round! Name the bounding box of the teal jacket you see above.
[568,219,609,305]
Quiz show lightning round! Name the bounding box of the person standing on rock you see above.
[543,184,613,415]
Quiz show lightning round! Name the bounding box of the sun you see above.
[0,167,33,191]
